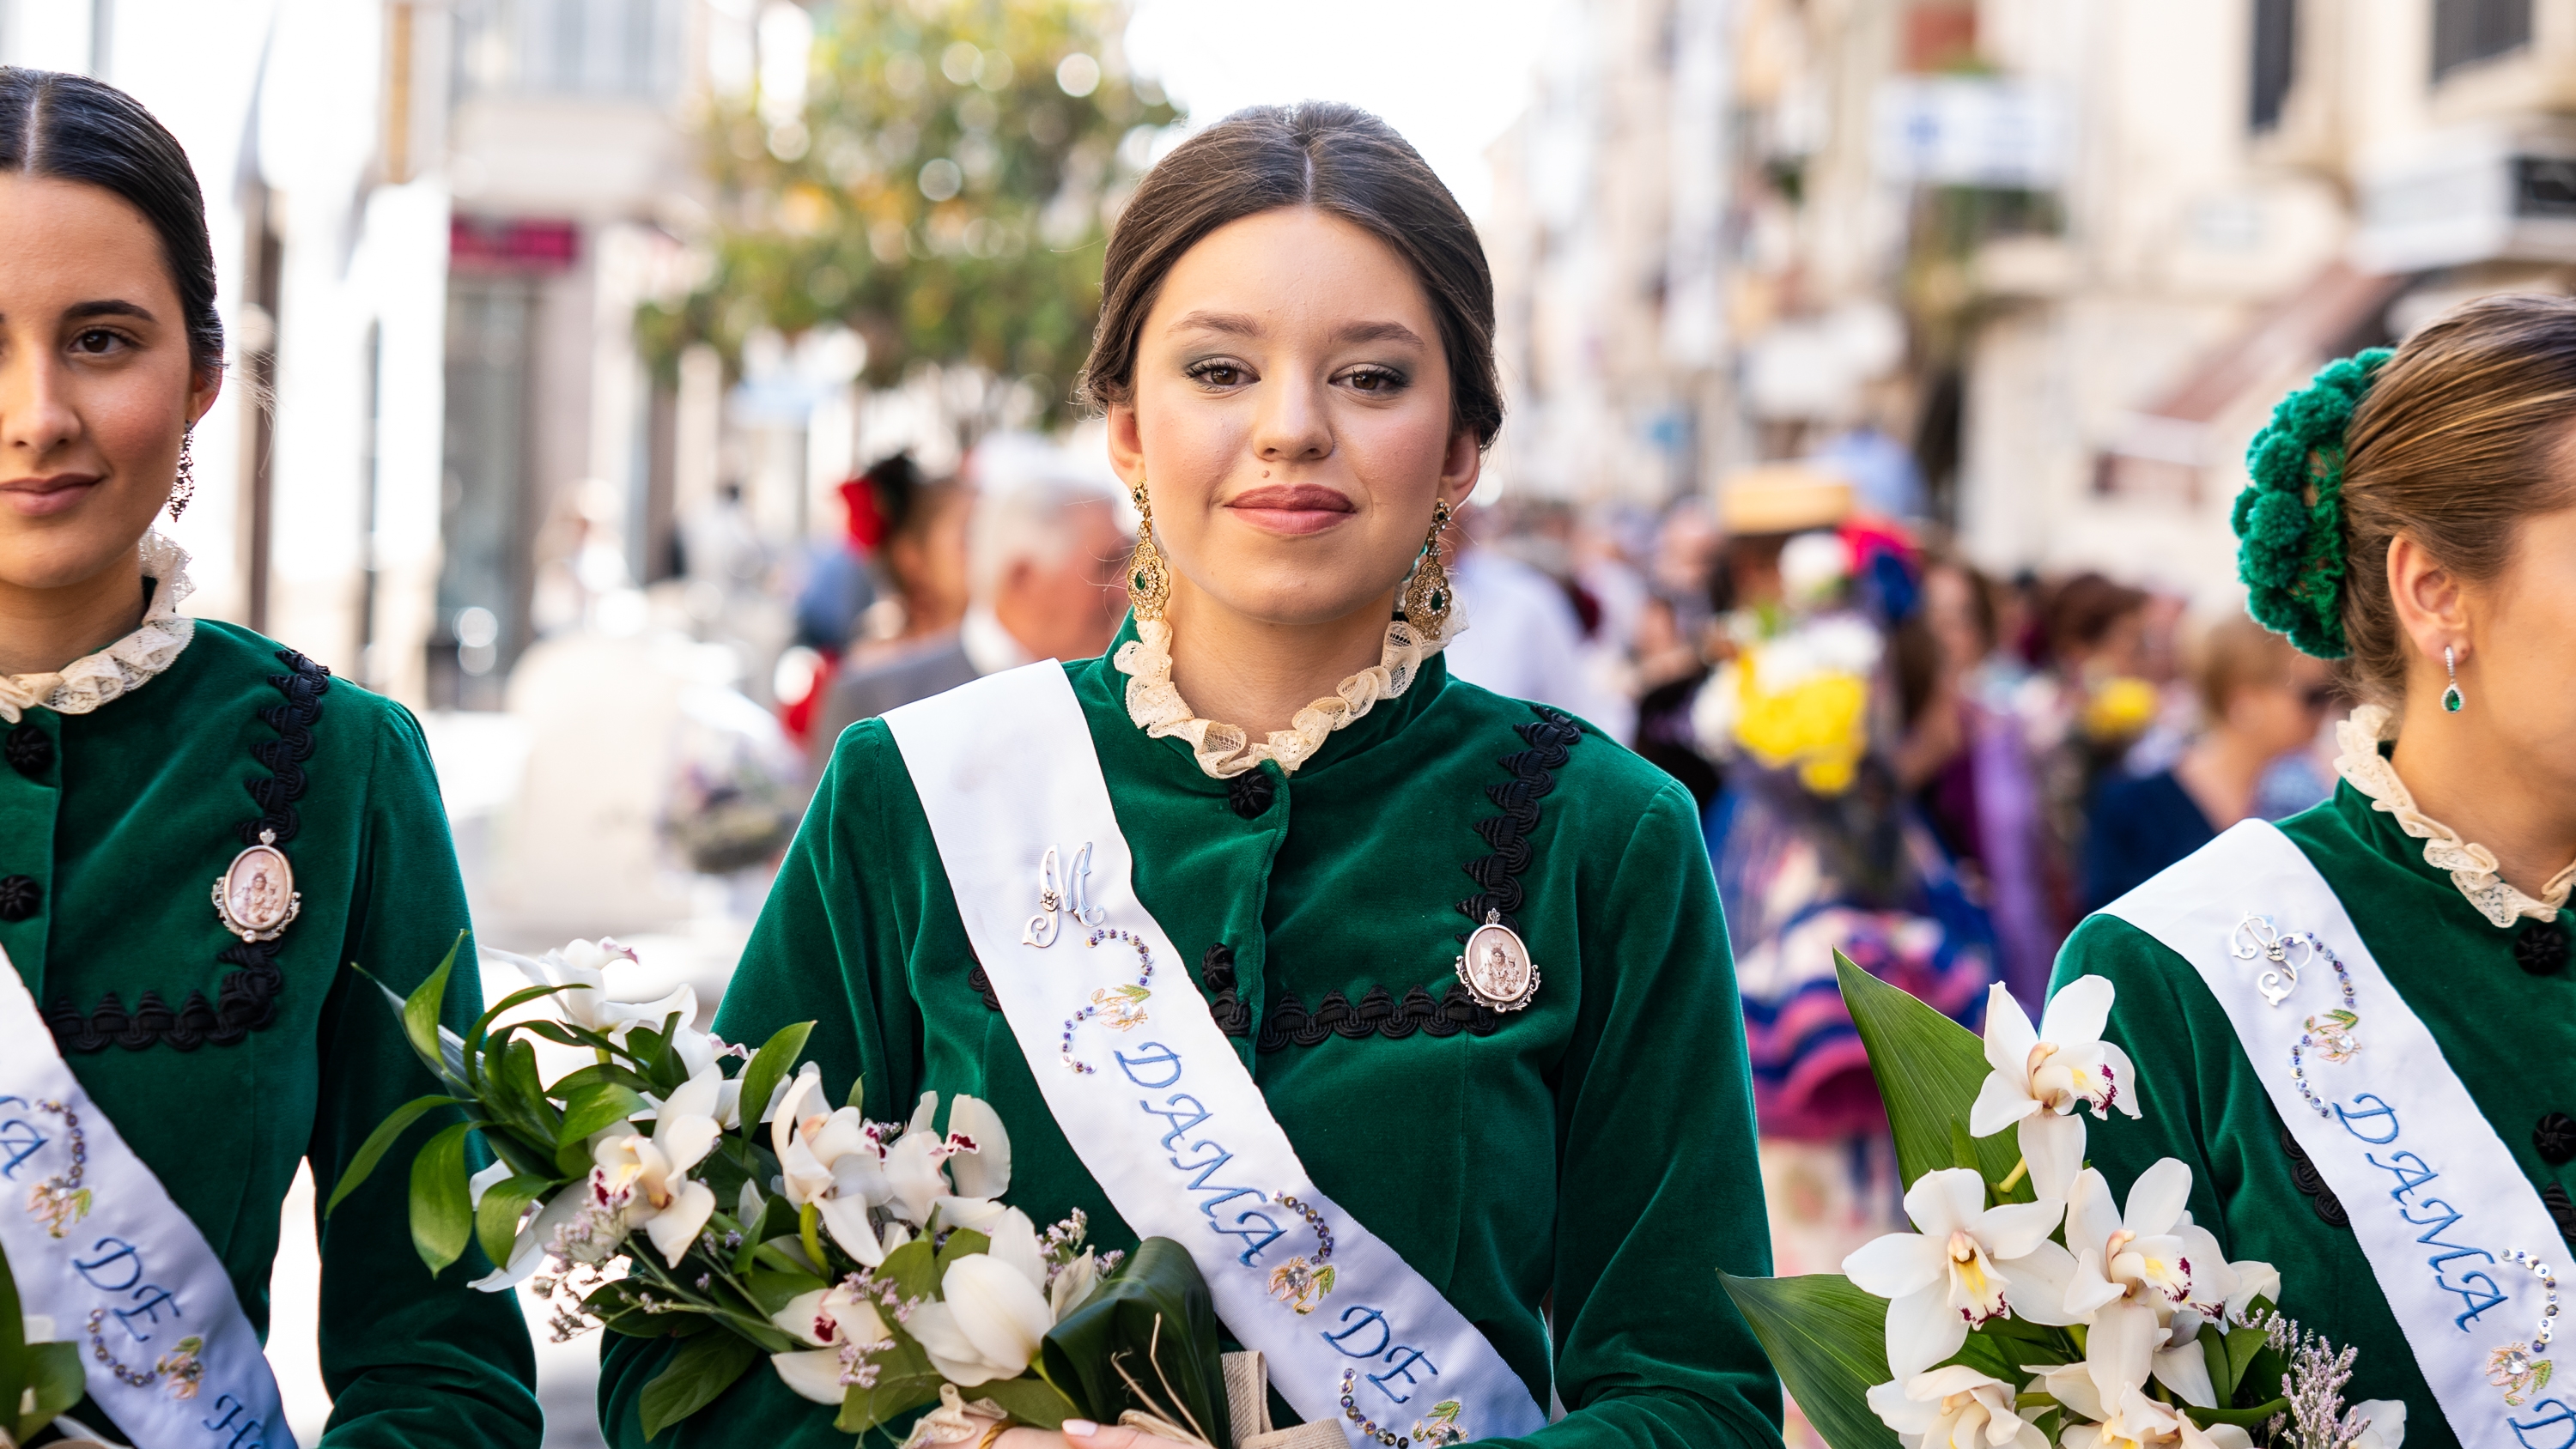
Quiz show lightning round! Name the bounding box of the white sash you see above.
[0,946,295,1449]
[2105,820,2571,1446]
[884,664,1547,1446]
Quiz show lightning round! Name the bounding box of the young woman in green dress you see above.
[2054,296,2576,1448]
[0,69,539,1445]
[601,104,1783,1448]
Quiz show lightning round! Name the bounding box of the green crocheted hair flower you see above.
[2231,347,2392,659]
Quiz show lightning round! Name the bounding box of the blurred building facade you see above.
[0,0,774,712]
[1484,0,2576,603]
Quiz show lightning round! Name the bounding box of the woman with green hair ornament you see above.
[2044,294,2576,1447]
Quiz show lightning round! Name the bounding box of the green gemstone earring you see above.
[1400,500,1455,636]
[2443,645,2465,714]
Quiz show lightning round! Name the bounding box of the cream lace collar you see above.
[2332,701,2576,928]
[0,530,197,724]
[1113,607,1464,780]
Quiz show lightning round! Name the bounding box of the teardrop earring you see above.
[1127,476,1170,622]
[167,428,197,519]
[2443,645,2465,714]
[1400,500,1455,637]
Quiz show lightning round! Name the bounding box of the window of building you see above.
[2249,0,2296,132]
[2432,0,2533,81]
[452,0,684,102]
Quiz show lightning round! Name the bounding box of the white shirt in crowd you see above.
[1442,549,1636,743]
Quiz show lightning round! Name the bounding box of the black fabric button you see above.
[0,875,38,922]
[2539,1113,2576,1166]
[1226,770,1277,820]
[2517,921,2570,976]
[3,724,49,778]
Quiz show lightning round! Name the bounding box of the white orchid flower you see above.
[466,1173,592,1292]
[878,1091,1005,1230]
[2030,1296,2235,1438]
[592,1064,725,1266]
[1050,1249,1101,1320]
[1864,1365,2048,1448]
[495,937,704,1051]
[769,1280,893,1404]
[2063,1161,2196,1317]
[2348,1399,2406,1449]
[1842,1167,2071,1378]
[2057,1383,2252,1449]
[1969,977,2141,1199]
[903,1243,1054,1385]
[770,1068,894,1265]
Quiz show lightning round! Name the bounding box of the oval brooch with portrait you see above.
[1456,909,1540,1012]
[211,828,301,943]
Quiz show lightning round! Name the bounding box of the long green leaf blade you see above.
[639,1331,761,1440]
[1835,952,2020,1189]
[559,1082,652,1145]
[325,1093,464,1215]
[409,1120,477,1276]
[1718,1272,1899,1449]
[473,1173,552,1270]
[735,1020,815,1145]
[402,934,465,1073]
[0,1220,25,1444]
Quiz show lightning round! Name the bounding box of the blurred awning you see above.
[2094,260,2409,500]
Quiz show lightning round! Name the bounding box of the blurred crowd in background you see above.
[20,0,2569,1441]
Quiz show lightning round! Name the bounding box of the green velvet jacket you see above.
[2050,780,2576,1449]
[600,625,1783,1447]
[2,620,541,1446]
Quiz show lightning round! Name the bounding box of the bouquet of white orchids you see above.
[1722,957,2403,1449]
[331,938,1233,1447]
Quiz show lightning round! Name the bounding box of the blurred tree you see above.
[637,0,1181,427]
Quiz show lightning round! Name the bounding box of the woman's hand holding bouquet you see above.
[332,938,1232,1449]
[1724,960,2404,1449]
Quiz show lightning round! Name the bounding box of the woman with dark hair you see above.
[603,103,1782,1448]
[0,69,539,1445]
[2051,296,2576,1447]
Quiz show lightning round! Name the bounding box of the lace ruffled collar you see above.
[0,530,197,724]
[2332,701,2576,928]
[1113,607,1464,779]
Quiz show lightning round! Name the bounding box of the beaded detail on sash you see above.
[2331,702,2576,928]
[0,530,195,724]
[1114,607,1464,780]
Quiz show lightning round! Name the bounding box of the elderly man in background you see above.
[810,438,1130,761]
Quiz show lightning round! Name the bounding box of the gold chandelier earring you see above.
[1400,499,1455,637]
[1127,476,1172,622]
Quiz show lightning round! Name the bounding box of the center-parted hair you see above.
[1077,102,1504,447]
[0,67,223,379]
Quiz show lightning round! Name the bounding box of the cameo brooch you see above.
[1456,909,1540,1012]
[212,828,301,943]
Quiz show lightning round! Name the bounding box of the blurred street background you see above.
[4,0,2561,1441]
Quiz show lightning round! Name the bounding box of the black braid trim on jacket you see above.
[2546,1183,2576,1254]
[48,650,328,1053]
[2280,1120,2350,1229]
[1200,944,1252,1039]
[1257,983,1499,1052]
[1454,706,1582,938]
[967,958,1002,1013]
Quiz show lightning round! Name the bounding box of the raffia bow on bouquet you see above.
[1721,956,2406,1449]
[329,937,1234,1447]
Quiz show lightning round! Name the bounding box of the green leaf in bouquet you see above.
[935,1228,992,1276]
[879,1236,941,1301]
[325,1092,465,1216]
[976,1374,1081,1430]
[410,1120,478,1276]
[22,1340,82,1433]
[735,1020,816,1146]
[2215,1305,2273,1401]
[465,981,580,1086]
[835,1363,945,1437]
[560,1082,653,1145]
[403,934,464,1074]
[745,1264,828,1317]
[1835,952,2022,1191]
[638,1329,762,1440]
[1718,1272,1899,1449]
[1040,1236,1230,1449]
[0,1232,26,1442]
[473,1173,554,1270]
